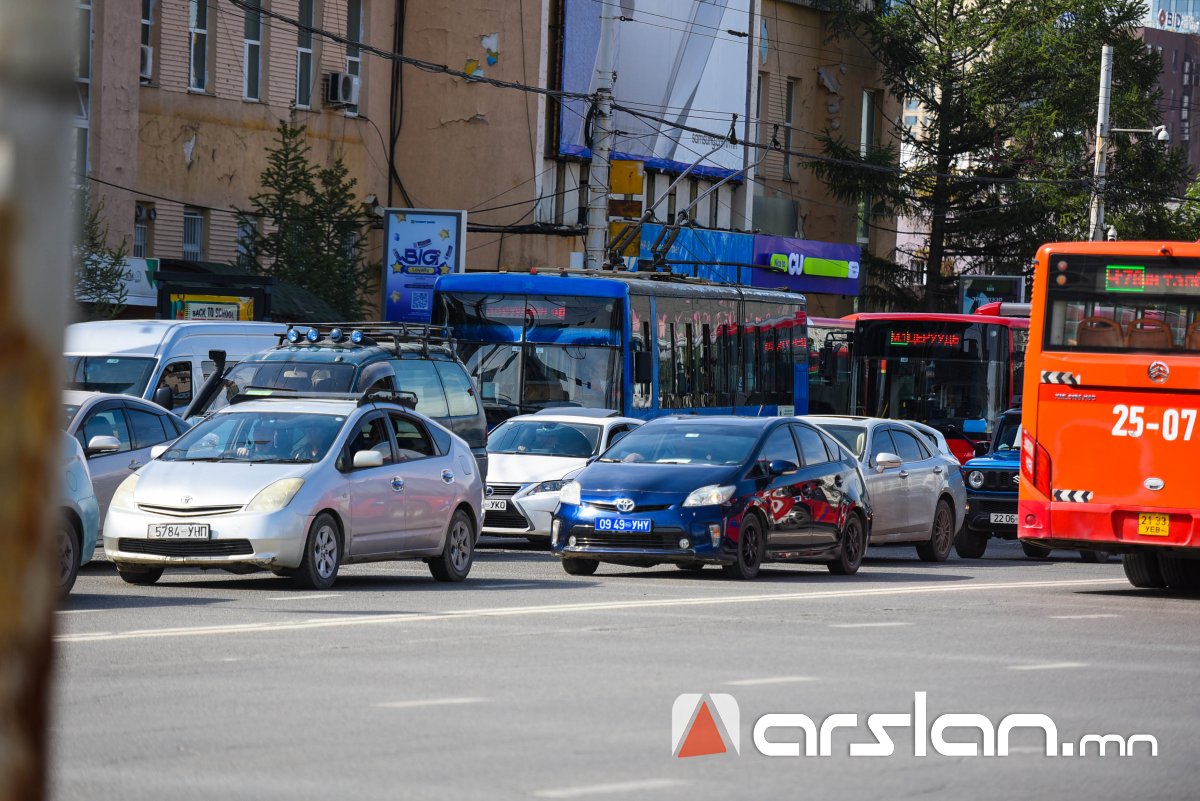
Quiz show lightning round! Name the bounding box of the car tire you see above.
[828,514,865,575]
[561,557,599,576]
[916,500,955,562]
[1158,554,1200,590]
[1021,541,1052,559]
[1123,551,1166,589]
[294,512,342,590]
[116,563,164,586]
[722,516,764,580]
[954,528,988,559]
[429,508,476,582]
[676,562,705,572]
[56,519,81,595]
[1079,550,1111,564]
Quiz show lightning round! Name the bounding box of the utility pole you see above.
[1087,44,1114,242]
[584,9,617,270]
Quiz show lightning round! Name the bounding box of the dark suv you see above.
[188,324,489,477]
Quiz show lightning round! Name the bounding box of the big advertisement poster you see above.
[383,209,467,323]
[559,0,751,178]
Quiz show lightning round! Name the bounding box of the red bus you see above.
[1018,241,1200,590]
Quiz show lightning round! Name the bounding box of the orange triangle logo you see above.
[677,701,727,758]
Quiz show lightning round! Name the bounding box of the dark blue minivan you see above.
[550,416,872,579]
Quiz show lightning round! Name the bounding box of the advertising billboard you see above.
[167,293,255,321]
[750,236,862,296]
[383,209,467,323]
[559,0,750,178]
[959,274,1026,314]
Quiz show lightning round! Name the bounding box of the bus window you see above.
[631,294,652,410]
[658,317,674,409]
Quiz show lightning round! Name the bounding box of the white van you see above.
[64,320,286,413]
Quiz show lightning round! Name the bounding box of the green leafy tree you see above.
[74,190,130,320]
[812,0,1190,310]
[237,113,373,319]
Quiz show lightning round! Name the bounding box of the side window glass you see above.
[758,426,800,468]
[889,429,926,463]
[78,409,132,454]
[793,424,830,466]
[391,360,450,418]
[127,408,170,449]
[389,414,437,460]
[157,361,193,406]
[869,429,896,465]
[817,430,842,462]
[345,415,394,466]
[434,361,481,417]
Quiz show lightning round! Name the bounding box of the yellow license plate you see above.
[1137,513,1170,537]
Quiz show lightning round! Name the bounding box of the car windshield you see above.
[599,423,758,466]
[160,411,345,463]
[487,421,601,458]
[994,417,1021,451]
[819,424,867,459]
[64,355,156,396]
[221,360,358,398]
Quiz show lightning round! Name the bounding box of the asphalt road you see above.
[51,539,1198,800]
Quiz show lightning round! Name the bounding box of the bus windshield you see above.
[855,319,1012,437]
[65,355,157,396]
[1042,254,1200,353]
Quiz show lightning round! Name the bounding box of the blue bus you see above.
[431,271,808,426]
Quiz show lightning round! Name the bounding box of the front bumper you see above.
[103,505,312,569]
[550,503,732,564]
[964,493,1018,538]
[482,486,558,538]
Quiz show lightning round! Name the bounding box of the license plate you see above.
[148,523,210,539]
[483,499,508,511]
[990,513,1018,525]
[595,517,652,533]
[1137,512,1170,537]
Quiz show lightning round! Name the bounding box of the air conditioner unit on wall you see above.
[325,72,361,107]
[139,45,154,81]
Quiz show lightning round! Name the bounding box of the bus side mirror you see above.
[633,350,652,384]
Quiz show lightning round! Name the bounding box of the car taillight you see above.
[1021,430,1052,498]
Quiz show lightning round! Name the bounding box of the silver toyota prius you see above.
[103,395,483,589]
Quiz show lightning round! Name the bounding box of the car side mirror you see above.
[352,450,385,469]
[150,444,169,459]
[633,350,653,384]
[874,452,902,472]
[974,442,989,457]
[86,435,121,454]
[153,385,175,410]
[768,459,798,476]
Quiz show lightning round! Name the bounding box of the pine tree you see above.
[74,190,130,320]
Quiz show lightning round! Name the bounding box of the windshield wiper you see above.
[249,456,311,463]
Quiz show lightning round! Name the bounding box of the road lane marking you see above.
[55,578,1127,644]
[533,779,685,798]
[829,622,912,629]
[266,594,342,601]
[725,676,817,687]
[373,697,485,710]
[1007,662,1087,671]
[1049,614,1121,619]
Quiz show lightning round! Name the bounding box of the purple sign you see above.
[750,236,861,296]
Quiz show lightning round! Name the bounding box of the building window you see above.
[709,185,720,228]
[783,78,795,181]
[688,177,699,222]
[345,0,363,114]
[189,0,208,91]
[243,0,262,100]
[133,203,155,257]
[73,1,92,185]
[644,172,656,220]
[666,186,677,223]
[140,0,155,84]
[236,217,258,267]
[858,90,880,244]
[296,0,315,108]
[183,208,205,261]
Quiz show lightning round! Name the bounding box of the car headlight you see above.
[967,470,985,490]
[245,478,305,513]
[559,480,581,506]
[110,473,139,511]
[530,479,566,495]
[682,484,736,507]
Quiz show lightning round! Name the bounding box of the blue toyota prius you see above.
[550,416,872,579]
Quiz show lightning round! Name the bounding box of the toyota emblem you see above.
[1148,361,1170,383]
[615,498,636,513]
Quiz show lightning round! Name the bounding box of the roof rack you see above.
[277,322,454,357]
[229,388,418,410]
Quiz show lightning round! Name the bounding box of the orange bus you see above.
[1018,241,1200,590]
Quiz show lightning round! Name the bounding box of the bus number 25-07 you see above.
[1111,404,1197,440]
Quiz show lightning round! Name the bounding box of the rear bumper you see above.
[1019,499,1200,553]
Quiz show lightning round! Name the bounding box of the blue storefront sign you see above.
[383,209,467,323]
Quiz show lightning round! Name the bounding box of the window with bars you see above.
[189,0,208,91]
[74,1,92,185]
[296,0,315,108]
[345,0,363,114]
[133,203,154,258]
[243,0,262,100]
[236,217,257,267]
[183,208,205,261]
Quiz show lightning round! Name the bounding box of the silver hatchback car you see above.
[104,395,483,589]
